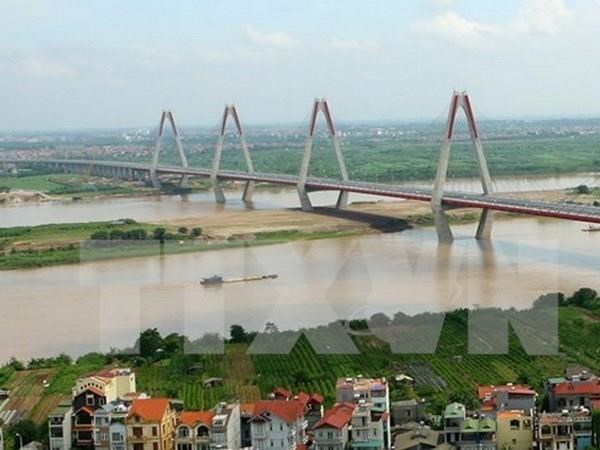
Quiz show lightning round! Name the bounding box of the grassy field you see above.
[0,215,376,270]
[1,302,597,424]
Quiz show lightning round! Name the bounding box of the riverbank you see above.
[2,183,596,270]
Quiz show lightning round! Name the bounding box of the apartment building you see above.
[175,411,214,450]
[250,400,307,450]
[442,403,496,450]
[73,388,108,449]
[496,410,533,450]
[48,402,73,450]
[335,377,390,448]
[75,369,137,404]
[94,401,132,450]
[349,401,386,450]
[126,399,177,450]
[209,403,240,450]
[312,403,355,450]
[538,409,593,450]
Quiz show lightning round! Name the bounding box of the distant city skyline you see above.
[1,0,599,131]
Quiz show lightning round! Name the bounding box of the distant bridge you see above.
[3,92,599,242]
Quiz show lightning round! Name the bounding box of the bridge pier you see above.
[211,105,255,204]
[297,99,349,211]
[432,91,495,243]
[151,110,189,189]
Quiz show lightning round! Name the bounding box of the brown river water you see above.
[1,174,600,361]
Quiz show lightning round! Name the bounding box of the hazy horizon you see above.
[2,0,600,131]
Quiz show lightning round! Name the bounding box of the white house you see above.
[250,400,307,450]
[312,403,355,450]
[48,401,73,450]
[209,402,240,450]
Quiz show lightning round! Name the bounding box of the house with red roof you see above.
[249,400,308,450]
[477,384,536,415]
[312,403,355,450]
[551,379,600,412]
[125,399,177,450]
[175,411,214,450]
[269,389,324,428]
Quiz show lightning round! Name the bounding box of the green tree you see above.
[9,419,41,447]
[152,227,167,244]
[109,229,126,240]
[576,184,591,195]
[191,227,202,237]
[125,229,148,240]
[163,333,185,354]
[569,288,598,309]
[178,227,189,235]
[90,230,109,240]
[136,328,164,358]
[229,324,249,343]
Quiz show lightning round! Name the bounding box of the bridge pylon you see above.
[432,91,494,243]
[211,105,255,203]
[297,98,349,211]
[151,110,189,189]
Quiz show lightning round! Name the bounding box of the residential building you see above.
[175,411,214,450]
[349,401,385,450]
[209,402,240,450]
[250,400,307,450]
[391,400,427,426]
[94,401,132,450]
[477,384,536,415]
[48,401,73,450]
[573,411,592,450]
[312,403,355,450]
[443,403,466,445]
[456,417,496,450]
[73,388,108,449]
[496,410,533,450]
[75,369,137,404]
[269,389,323,429]
[550,380,600,412]
[126,398,177,450]
[239,404,255,449]
[335,377,390,448]
[393,425,442,450]
[538,411,575,450]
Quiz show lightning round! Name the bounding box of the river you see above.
[1,173,600,361]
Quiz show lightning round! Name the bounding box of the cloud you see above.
[412,0,571,47]
[512,0,571,34]
[411,12,498,45]
[331,39,380,53]
[242,25,300,49]
[14,58,75,78]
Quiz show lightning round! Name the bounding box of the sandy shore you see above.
[156,188,587,238]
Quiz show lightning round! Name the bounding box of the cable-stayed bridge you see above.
[3,92,600,242]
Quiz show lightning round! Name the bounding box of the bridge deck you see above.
[4,158,600,225]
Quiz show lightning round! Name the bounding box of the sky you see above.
[1,0,599,131]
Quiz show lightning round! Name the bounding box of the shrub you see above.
[90,230,109,240]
